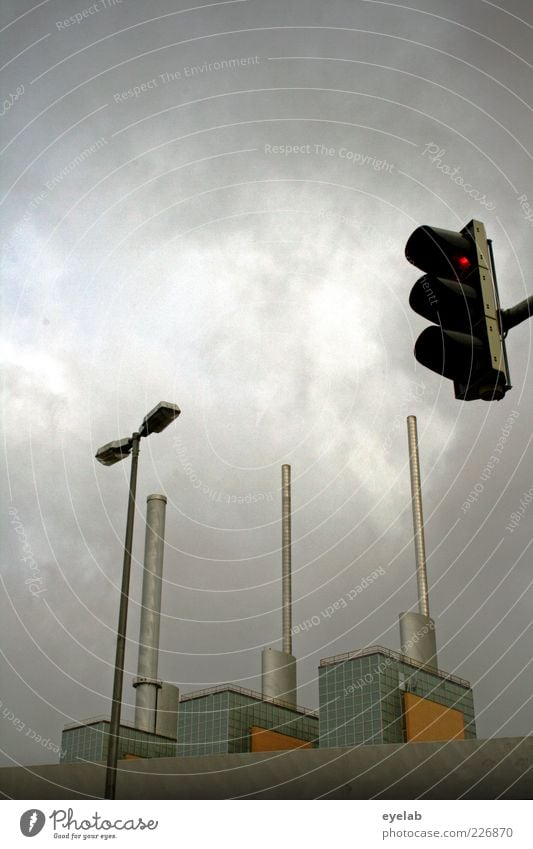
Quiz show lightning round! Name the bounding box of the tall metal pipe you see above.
[282,464,292,656]
[134,494,167,733]
[261,465,297,706]
[407,416,430,619]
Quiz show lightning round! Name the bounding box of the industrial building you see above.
[61,469,317,765]
[61,687,318,764]
[319,646,476,748]
[59,419,479,767]
[61,646,474,763]
[177,685,318,756]
[61,717,177,764]
[61,645,475,763]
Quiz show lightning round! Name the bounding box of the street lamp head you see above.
[95,437,134,466]
[138,402,181,437]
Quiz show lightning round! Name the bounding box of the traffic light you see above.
[405,219,511,401]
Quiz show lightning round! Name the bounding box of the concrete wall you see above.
[0,737,530,800]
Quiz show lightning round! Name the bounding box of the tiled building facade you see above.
[61,718,177,764]
[318,646,476,748]
[177,685,318,756]
[60,650,476,762]
[61,686,318,763]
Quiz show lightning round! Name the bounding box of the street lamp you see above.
[96,402,180,800]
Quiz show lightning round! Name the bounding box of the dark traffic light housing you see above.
[406,220,511,401]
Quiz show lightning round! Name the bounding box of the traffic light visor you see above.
[409,275,478,330]
[414,326,484,382]
[405,226,475,278]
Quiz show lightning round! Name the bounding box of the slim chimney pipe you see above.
[282,464,292,656]
[407,416,430,619]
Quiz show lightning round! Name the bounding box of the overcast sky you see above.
[1,0,532,771]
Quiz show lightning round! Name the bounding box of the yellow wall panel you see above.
[250,725,314,752]
[403,692,465,742]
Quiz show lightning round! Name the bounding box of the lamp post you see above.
[96,402,180,800]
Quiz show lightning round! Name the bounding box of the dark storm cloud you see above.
[1,0,531,769]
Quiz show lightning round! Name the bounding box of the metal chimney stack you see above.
[133,494,179,735]
[282,463,292,656]
[261,465,297,706]
[399,417,438,669]
[407,415,430,619]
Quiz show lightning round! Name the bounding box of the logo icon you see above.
[20,810,45,837]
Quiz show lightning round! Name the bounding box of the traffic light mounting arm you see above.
[501,295,533,334]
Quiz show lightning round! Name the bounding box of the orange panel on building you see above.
[403,692,465,742]
[250,725,315,752]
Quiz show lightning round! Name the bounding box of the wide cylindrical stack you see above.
[155,683,180,740]
[133,494,167,734]
[261,648,297,706]
[399,611,437,669]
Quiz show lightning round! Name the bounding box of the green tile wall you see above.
[61,721,177,763]
[319,651,476,747]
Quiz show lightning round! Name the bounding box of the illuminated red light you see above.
[456,255,471,269]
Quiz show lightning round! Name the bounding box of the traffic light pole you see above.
[487,238,512,390]
[487,237,532,337]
